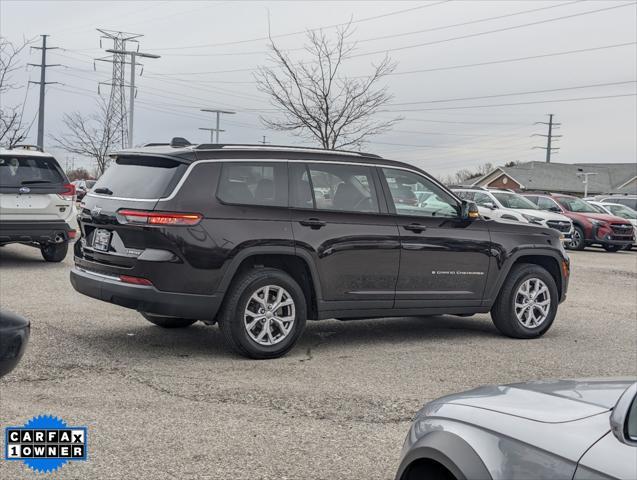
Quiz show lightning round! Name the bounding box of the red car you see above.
[523,193,634,252]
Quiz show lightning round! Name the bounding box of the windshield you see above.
[556,196,598,213]
[0,155,65,187]
[491,192,539,210]
[606,204,637,219]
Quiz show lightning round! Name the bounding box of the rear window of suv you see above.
[0,155,65,187]
[91,155,187,199]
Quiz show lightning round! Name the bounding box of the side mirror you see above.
[610,383,637,447]
[461,200,480,221]
[483,201,497,210]
[549,206,562,213]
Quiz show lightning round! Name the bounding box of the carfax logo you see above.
[4,415,87,474]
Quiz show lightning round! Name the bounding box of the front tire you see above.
[569,226,585,250]
[491,264,558,339]
[141,313,197,328]
[40,241,68,262]
[218,268,306,359]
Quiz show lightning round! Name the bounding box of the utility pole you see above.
[532,113,561,163]
[28,35,60,149]
[105,48,160,148]
[259,135,270,145]
[200,109,235,143]
[577,170,598,197]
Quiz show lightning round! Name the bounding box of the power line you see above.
[151,1,450,51]
[388,80,636,106]
[385,93,637,112]
[351,2,637,58]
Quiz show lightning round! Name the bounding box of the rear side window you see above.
[92,156,186,199]
[217,162,288,207]
[303,163,380,213]
[0,155,65,187]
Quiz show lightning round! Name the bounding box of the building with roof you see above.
[471,161,636,196]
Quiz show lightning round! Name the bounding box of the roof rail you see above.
[143,142,170,147]
[191,143,383,158]
[12,144,44,152]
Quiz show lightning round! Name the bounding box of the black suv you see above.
[70,140,570,359]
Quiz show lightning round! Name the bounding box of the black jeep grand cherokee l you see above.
[70,140,569,359]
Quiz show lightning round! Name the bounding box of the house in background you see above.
[471,161,637,196]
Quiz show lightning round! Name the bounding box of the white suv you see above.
[453,187,574,242]
[0,146,76,262]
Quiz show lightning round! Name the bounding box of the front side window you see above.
[473,192,495,208]
[556,196,598,213]
[537,196,561,211]
[382,168,458,218]
[298,163,379,213]
[218,162,288,207]
[491,192,539,210]
[606,204,637,219]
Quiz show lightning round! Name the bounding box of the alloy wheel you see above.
[514,278,551,328]
[244,285,296,346]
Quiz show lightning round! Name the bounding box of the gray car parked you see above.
[396,378,637,480]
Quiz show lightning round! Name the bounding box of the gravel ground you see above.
[0,244,635,479]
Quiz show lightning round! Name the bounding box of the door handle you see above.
[403,223,426,233]
[299,218,326,229]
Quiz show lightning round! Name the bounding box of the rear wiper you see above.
[21,180,52,184]
[94,187,113,195]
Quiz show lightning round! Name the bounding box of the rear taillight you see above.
[68,229,77,239]
[119,275,153,286]
[118,209,202,226]
[58,183,76,201]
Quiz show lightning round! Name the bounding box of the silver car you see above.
[396,379,637,480]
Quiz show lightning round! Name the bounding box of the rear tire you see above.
[491,264,558,339]
[569,226,585,250]
[141,313,197,328]
[603,244,621,252]
[40,241,68,262]
[218,268,306,359]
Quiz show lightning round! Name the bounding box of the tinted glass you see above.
[628,395,637,440]
[0,155,65,187]
[589,203,608,214]
[453,190,474,200]
[383,168,458,217]
[93,156,186,199]
[491,192,539,209]
[289,163,314,209]
[306,163,379,213]
[218,162,287,207]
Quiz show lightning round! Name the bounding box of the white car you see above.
[453,188,574,243]
[0,146,76,262]
[588,201,637,249]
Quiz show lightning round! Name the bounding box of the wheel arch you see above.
[395,431,491,480]
[217,247,321,320]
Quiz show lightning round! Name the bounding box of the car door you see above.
[379,168,492,308]
[288,162,400,311]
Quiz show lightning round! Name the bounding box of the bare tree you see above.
[0,37,33,148]
[255,24,400,150]
[52,98,122,176]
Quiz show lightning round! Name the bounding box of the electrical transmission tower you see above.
[95,29,142,149]
[199,109,235,143]
[29,35,60,149]
[532,113,561,163]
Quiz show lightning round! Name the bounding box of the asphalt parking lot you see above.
[0,244,635,479]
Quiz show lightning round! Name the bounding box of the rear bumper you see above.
[69,266,221,320]
[0,220,74,245]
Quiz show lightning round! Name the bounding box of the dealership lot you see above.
[0,245,635,479]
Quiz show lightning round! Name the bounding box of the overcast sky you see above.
[2,0,636,176]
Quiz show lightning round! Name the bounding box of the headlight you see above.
[591,219,608,227]
[522,213,544,224]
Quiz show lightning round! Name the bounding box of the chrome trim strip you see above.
[75,267,121,282]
